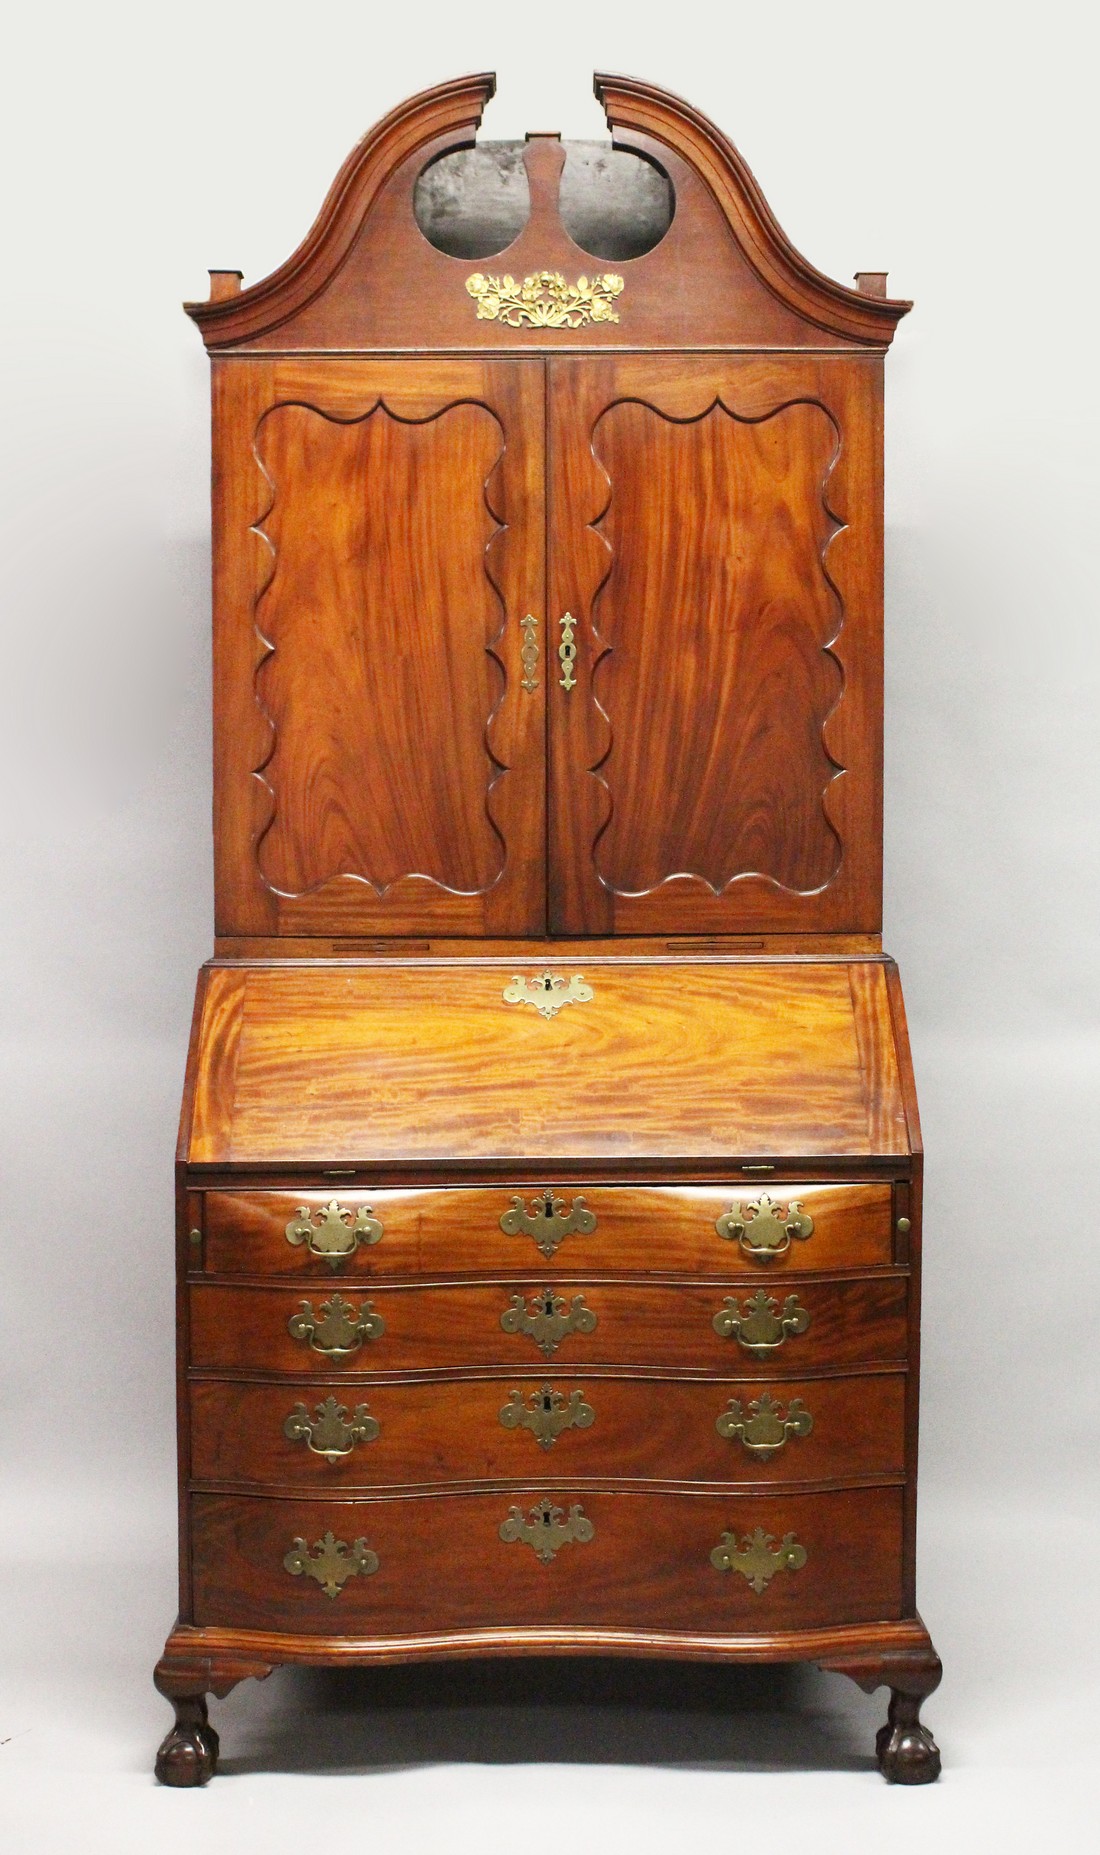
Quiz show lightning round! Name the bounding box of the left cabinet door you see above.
[212,358,547,938]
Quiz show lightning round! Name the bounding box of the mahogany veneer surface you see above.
[182,958,912,1168]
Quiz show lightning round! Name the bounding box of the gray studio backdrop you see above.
[3,2,1098,1849]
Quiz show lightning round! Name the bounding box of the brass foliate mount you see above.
[558,611,577,689]
[520,614,540,692]
[499,1497,595,1562]
[716,1394,813,1459]
[285,1200,383,1271]
[499,1384,595,1449]
[287,1294,385,1358]
[711,1289,811,1357]
[500,1189,597,1258]
[465,270,624,329]
[715,1194,814,1260]
[283,1396,380,1461]
[502,971,593,1019]
[283,1531,379,1598]
[500,1288,598,1357]
[710,1526,808,1593]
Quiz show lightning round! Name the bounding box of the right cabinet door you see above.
[546,355,883,937]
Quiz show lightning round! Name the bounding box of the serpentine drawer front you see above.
[197,1183,897,1280]
[187,1276,909,1375]
[189,1485,906,1636]
[188,1370,908,1489]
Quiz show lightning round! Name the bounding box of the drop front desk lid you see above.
[180,958,917,1172]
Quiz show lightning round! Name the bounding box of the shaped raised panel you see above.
[213,358,546,937]
[547,355,883,936]
[255,398,506,899]
[589,396,843,898]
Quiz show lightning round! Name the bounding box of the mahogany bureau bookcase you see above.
[154,72,942,1785]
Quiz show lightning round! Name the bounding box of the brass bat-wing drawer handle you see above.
[710,1526,807,1592]
[500,1288,597,1356]
[284,1396,380,1461]
[499,1384,595,1449]
[500,1189,597,1258]
[283,1531,379,1598]
[711,1289,810,1357]
[715,1194,813,1259]
[285,1200,383,1271]
[287,1294,385,1358]
[499,1497,594,1562]
[716,1394,813,1458]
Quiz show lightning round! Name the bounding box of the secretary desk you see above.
[155,71,942,1785]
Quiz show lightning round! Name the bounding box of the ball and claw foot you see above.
[155,1696,220,1787]
[876,1689,941,1784]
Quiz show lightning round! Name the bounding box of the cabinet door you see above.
[546,356,882,936]
[214,358,546,938]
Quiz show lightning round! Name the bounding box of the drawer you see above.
[188,1275,908,1375]
[189,1370,907,1490]
[198,1183,895,1280]
[190,1485,905,1635]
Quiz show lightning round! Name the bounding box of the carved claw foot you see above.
[155,1695,220,1787]
[876,1690,941,1784]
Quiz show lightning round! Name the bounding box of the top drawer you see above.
[197,1183,895,1280]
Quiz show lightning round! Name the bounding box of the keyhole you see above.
[542,1392,553,1412]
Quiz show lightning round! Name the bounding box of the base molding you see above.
[153,1613,941,1785]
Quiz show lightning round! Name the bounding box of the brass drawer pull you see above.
[716,1394,813,1458]
[499,1497,594,1562]
[285,1200,383,1271]
[712,1289,810,1357]
[283,1530,378,1598]
[500,1288,597,1356]
[288,1294,385,1358]
[710,1526,807,1592]
[715,1193,813,1260]
[520,614,539,691]
[499,1384,595,1449]
[500,1189,596,1258]
[284,1396,380,1461]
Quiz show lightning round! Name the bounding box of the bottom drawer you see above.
[190,1485,904,1636]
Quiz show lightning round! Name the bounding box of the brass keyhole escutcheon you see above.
[558,612,577,689]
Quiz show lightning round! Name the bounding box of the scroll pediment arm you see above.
[184,71,496,348]
[594,71,911,346]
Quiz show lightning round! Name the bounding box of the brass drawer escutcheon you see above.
[715,1193,814,1260]
[499,1384,595,1449]
[283,1530,379,1598]
[500,1189,597,1258]
[710,1526,807,1592]
[287,1294,385,1358]
[502,971,593,1018]
[716,1393,813,1458]
[285,1200,383,1270]
[499,1497,594,1562]
[283,1396,380,1461]
[712,1289,811,1357]
[500,1288,597,1356]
